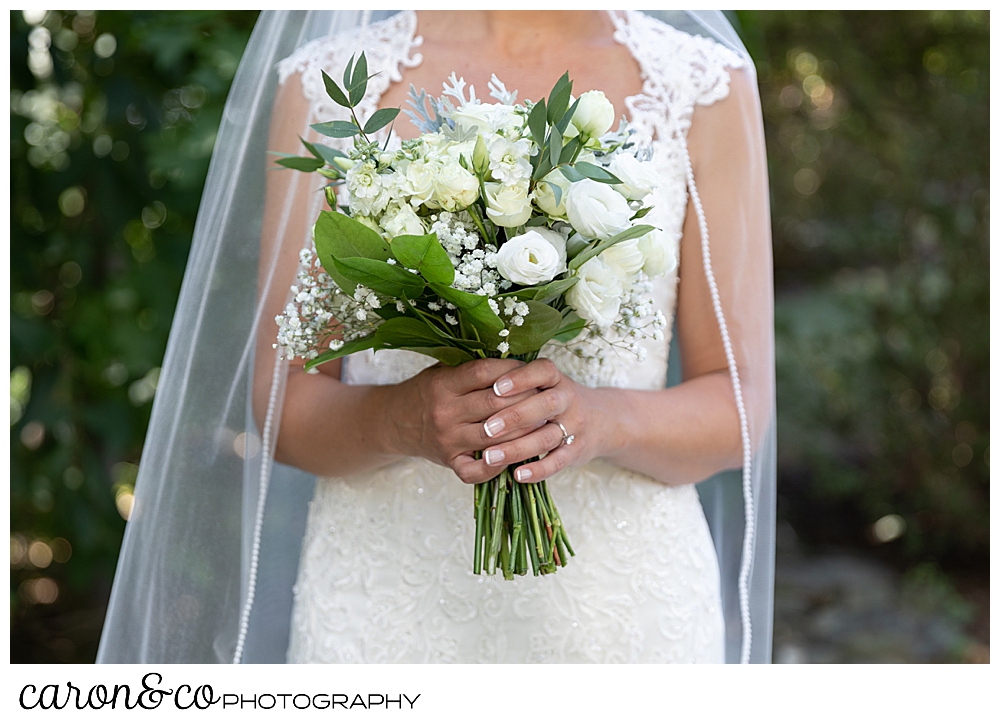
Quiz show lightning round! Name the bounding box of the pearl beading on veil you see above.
[681,144,756,665]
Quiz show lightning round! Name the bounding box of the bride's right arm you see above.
[253,73,531,480]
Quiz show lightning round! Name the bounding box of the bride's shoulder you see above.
[276,11,420,87]
[613,10,747,109]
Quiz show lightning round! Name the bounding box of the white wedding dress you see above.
[281,10,745,664]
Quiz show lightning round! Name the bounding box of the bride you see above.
[97,9,776,664]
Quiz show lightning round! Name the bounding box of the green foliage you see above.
[10,9,259,662]
[736,10,989,564]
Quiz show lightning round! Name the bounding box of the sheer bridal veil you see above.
[96,10,775,664]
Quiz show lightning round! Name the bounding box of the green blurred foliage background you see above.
[10,10,988,663]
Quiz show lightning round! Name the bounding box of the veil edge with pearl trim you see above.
[95,9,775,665]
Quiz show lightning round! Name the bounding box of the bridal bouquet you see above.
[274,53,674,579]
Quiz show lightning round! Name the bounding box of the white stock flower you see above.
[637,228,679,278]
[495,229,567,285]
[600,239,645,281]
[346,161,390,216]
[571,90,616,139]
[433,161,479,211]
[382,203,426,238]
[566,256,625,328]
[534,170,571,217]
[488,137,532,185]
[608,153,659,201]
[484,182,533,227]
[565,178,632,240]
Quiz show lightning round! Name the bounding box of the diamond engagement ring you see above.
[556,422,575,447]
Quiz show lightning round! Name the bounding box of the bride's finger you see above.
[491,358,561,398]
[513,444,576,483]
[453,386,537,425]
[481,423,564,469]
[481,385,570,439]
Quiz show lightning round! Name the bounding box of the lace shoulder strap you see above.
[276,10,423,123]
[610,10,745,139]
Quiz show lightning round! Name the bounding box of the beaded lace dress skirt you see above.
[283,10,745,663]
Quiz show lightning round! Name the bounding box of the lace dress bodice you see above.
[280,10,745,664]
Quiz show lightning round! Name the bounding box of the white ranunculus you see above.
[488,136,532,185]
[484,182,533,227]
[571,90,616,139]
[381,203,426,238]
[495,229,567,285]
[600,239,645,281]
[403,158,436,207]
[565,256,624,328]
[534,170,572,218]
[346,161,390,216]
[432,161,479,211]
[565,178,632,240]
[608,153,659,201]
[637,228,679,278]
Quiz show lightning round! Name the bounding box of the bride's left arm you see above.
[474,67,774,486]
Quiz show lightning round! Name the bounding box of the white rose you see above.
[565,178,632,240]
[381,203,426,238]
[571,90,616,139]
[637,228,679,278]
[403,158,436,207]
[485,182,533,227]
[566,256,624,328]
[534,170,571,218]
[608,153,659,201]
[533,227,568,268]
[495,229,567,285]
[600,239,645,281]
[433,161,479,211]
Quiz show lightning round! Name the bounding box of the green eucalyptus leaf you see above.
[549,125,563,168]
[559,136,582,165]
[275,156,325,172]
[311,120,361,139]
[332,257,425,298]
[556,97,581,134]
[321,69,351,108]
[568,224,656,271]
[390,233,455,285]
[343,54,354,90]
[559,165,586,183]
[574,161,622,185]
[306,140,348,165]
[351,52,368,96]
[546,72,572,124]
[525,216,549,227]
[363,107,401,135]
[304,335,377,370]
[631,206,653,220]
[528,98,547,146]
[532,151,554,182]
[505,301,564,355]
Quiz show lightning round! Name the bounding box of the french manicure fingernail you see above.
[484,418,505,438]
[515,467,532,482]
[493,378,514,396]
[484,448,505,466]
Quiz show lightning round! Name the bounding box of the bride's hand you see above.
[477,358,610,483]
[388,358,537,484]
